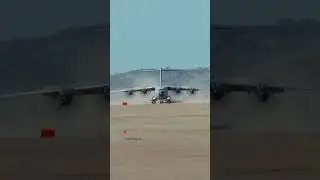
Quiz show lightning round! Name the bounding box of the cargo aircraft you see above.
[111,68,200,104]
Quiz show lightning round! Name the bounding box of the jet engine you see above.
[103,86,109,101]
[211,83,226,100]
[188,89,196,95]
[255,84,270,102]
[175,89,181,94]
[59,89,75,106]
[126,91,134,96]
[140,89,149,96]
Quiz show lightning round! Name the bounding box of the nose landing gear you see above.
[166,96,172,104]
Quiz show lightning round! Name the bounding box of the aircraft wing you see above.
[216,82,313,93]
[110,86,156,93]
[0,84,109,99]
[166,86,199,92]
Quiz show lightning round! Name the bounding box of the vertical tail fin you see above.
[159,68,162,87]
[141,67,183,87]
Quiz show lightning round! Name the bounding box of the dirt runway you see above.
[0,95,109,179]
[211,93,320,180]
[111,103,210,180]
[212,133,320,180]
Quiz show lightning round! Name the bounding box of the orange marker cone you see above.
[122,101,128,106]
[40,128,55,138]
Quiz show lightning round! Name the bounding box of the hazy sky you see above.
[212,0,320,25]
[0,0,109,41]
[110,0,210,73]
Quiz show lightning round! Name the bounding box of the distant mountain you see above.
[110,67,210,90]
[211,21,320,87]
[0,24,109,93]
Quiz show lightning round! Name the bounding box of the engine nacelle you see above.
[188,89,196,95]
[212,90,225,100]
[256,91,270,102]
[103,86,109,101]
[211,82,226,100]
[255,84,270,102]
[126,91,134,96]
[140,90,149,96]
[59,89,74,106]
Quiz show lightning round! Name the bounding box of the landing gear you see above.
[159,97,172,104]
[151,96,157,104]
[151,96,172,104]
[166,96,172,104]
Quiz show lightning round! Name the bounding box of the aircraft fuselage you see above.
[151,86,172,104]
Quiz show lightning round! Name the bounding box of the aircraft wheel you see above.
[151,96,157,104]
[166,96,172,104]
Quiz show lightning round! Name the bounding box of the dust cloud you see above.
[110,76,158,105]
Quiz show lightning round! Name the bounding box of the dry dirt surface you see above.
[111,103,210,180]
[211,93,320,180]
[0,138,109,180]
[0,96,109,179]
[212,133,320,180]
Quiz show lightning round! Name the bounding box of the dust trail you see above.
[172,91,209,104]
[110,76,159,105]
[174,71,210,104]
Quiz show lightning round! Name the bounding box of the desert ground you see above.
[212,132,320,180]
[212,92,320,180]
[110,103,210,180]
[0,95,109,179]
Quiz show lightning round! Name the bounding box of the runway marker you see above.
[40,128,55,138]
[125,137,141,141]
[122,130,142,140]
[123,130,128,135]
[122,101,128,106]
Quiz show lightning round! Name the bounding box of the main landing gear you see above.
[151,96,172,104]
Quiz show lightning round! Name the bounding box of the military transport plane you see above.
[211,78,313,102]
[111,68,200,104]
[0,84,110,107]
